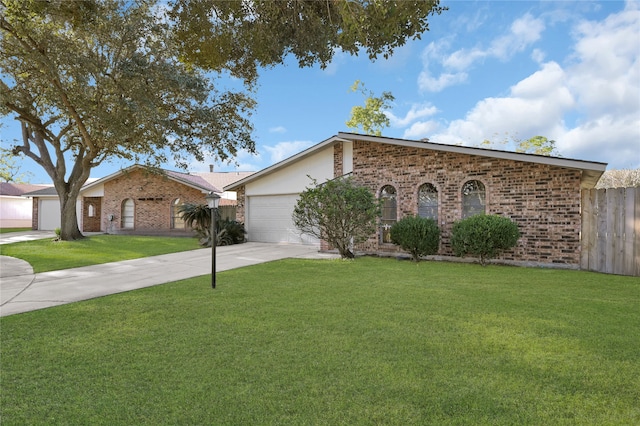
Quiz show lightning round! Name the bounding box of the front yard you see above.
[1,257,638,425]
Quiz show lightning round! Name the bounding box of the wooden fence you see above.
[581,187,640,276]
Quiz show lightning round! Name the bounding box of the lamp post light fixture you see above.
[205,191,221,289]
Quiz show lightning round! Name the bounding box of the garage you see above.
[39,198,61,230]
[247,194,319,245]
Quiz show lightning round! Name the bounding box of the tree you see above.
[169,1,447,85]
[345,80,395,136]
[1,0,446,241]
[515,135,559,156]
[293,176,381,259]
[1,0,255,240]
[480,134,559,156]
[596,169,640,189]
[0,147,32,183]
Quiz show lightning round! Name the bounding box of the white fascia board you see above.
[224,135,348,191]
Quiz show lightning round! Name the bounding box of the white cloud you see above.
[387,103,439,127]
[269,126,287,134]
[419,13,545,93]
[418,70,467,92]
[423,4,640,168]
[263,140,314,164]
[403,120,441,140]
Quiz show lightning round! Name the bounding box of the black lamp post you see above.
[206,191,221,289]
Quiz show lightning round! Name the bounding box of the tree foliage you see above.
[481,135,559,156]
[390,215,440,262]
[169,0,447,85]
[1,0,446,241]
[595,169,640,189]
[450,215,520,266]
[0,0,255,240]
[0,147,32,183]
[293,176,381,259]
[345,80,395,136]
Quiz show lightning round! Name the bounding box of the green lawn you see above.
[0,234,201,272]
[0,227,32,233]
[1,258,638,425]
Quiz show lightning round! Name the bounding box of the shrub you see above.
[390,215,440,262]
[450,214,520,266]
[293,176,381,259]
[217,219,246,246]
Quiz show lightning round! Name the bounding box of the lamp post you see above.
[205,191,221,289]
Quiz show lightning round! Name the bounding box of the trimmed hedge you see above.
[451,214,520,266]
[390,215,440,262]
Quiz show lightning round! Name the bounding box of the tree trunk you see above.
[58,187,84,241]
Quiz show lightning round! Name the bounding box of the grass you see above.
[0,234,201,272]
[1,258,638,425]
[0,227,32,233]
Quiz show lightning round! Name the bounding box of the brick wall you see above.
[31,197,38,230]
[349,140,583,265]
[102,169,207,233]
[235,186,246,224]
[333,141,344,177]
[82,196,102,232]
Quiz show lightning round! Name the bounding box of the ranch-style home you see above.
[225,132,607,267]
[0,182,51,228]
[27,165,253,234]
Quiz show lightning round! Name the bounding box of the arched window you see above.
[171,198,185,229]
[121,198,134,229]
[379,185,397,243]
[462,180,486,218]
[87,203,95,218]
[418,183,438,222]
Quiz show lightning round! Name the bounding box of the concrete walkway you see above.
[1,239,339,317]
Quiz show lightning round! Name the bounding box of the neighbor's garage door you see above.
[39,199,61,230]
[247,195,319,245]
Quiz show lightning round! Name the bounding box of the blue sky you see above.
[3,0,639,183]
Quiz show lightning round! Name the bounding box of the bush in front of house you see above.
[450,214,520,266]
[217,219,246,246]
[390,215,440,262]
[178,203,246,247]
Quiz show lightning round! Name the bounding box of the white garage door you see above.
[247,195,319,245]
[39,199,61,230]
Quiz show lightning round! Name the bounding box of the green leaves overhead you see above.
[169,0,446,85]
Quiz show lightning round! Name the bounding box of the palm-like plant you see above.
[177,203,246,247]
[177,203,214,246]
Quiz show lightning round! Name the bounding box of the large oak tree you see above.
[1,0,445,240]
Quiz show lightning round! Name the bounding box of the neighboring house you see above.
[0,182,51,228]
[27,165,253,234]
[225,132,607,267]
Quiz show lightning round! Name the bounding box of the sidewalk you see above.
[1,242,339,317]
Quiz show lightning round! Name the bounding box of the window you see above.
[461,180,486,218]
[171,198,185,229]
[379,185,397,243]
[418,183,438,222]
[87,203,95,218]
[122,198,134,229]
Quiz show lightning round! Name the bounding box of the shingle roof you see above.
[1,182,52,196]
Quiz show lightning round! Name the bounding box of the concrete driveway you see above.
[1,239,338,317]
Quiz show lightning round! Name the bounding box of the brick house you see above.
[225,132,607,267]
[27,165,253,234]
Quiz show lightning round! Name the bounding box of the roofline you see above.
[224,132,608,191]
[337,132,607,171]
[224,135,348,191]
[81,164,219,194]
